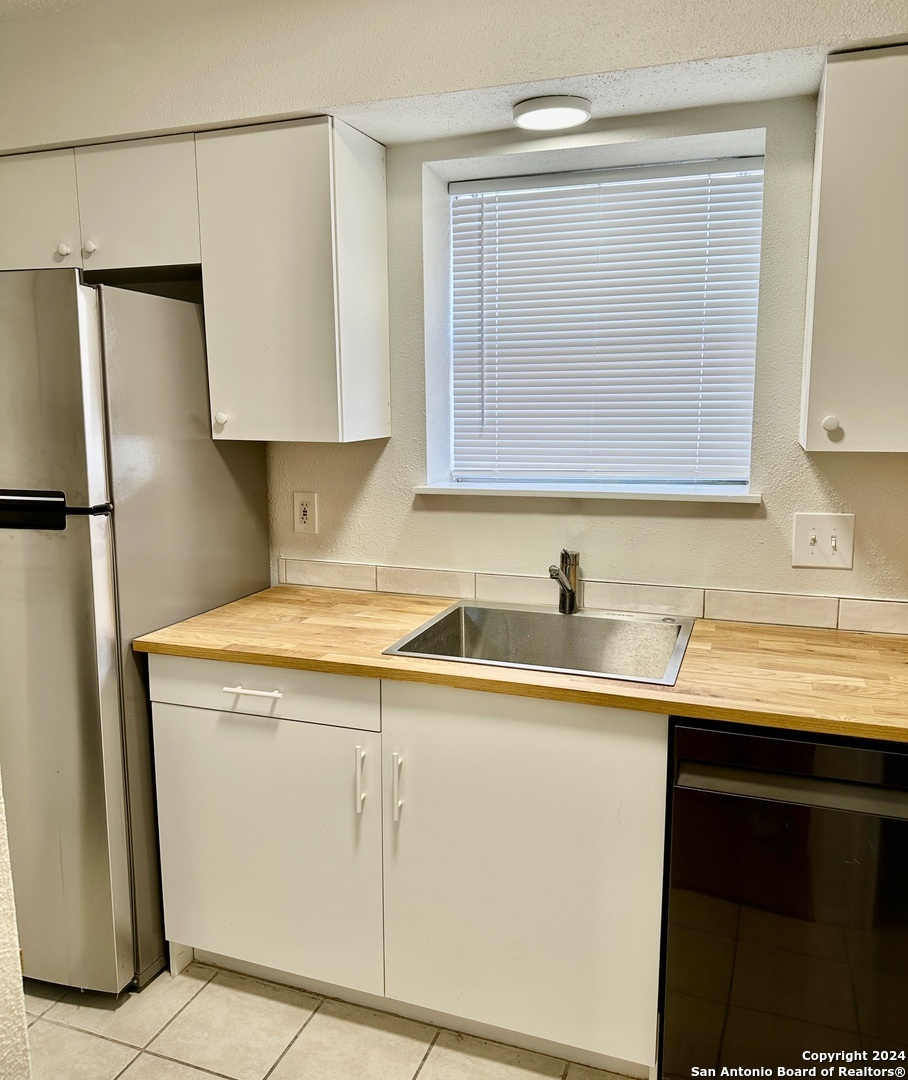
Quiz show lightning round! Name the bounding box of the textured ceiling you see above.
[0,0,828,143]
[331,47,829,144]
[0,0,89,19]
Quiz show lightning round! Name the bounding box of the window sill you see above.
[413,483,763,505]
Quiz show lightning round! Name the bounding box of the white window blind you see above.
[449,158,764,487]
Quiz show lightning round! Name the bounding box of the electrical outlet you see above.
[293,491,318,535]
[792,513,854,569]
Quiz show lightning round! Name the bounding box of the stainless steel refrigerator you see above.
[0,269,270,993]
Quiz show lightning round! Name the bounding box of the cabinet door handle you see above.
[355,745,366,814]
[392,751,403,822]
[83,239,97,255]
[222,684,283,699]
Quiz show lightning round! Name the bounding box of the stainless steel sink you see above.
[383,601,694,686]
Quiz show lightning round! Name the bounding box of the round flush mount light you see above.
[512,95,592,131]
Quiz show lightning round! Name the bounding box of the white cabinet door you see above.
[381,681,667,1066]
[75,134,201,270]
[196,116,389,442]
[153,702,384,995]
[801,45,908,451]
[0,149,82,270]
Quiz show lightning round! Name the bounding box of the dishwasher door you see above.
[662,723,908,1078]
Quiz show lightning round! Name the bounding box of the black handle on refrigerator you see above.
[0,490,112,530]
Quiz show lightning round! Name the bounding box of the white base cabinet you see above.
[381,682,667,1065]
[151,672,384,995]
[150,661,668,1067]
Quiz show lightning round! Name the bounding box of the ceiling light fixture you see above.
[512,95,592,131]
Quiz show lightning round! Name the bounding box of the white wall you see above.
[0,774,30,1080]
[270,95,908,600]
[0,0,906,152]
[1,0,907,604]
[0,3,902,1066]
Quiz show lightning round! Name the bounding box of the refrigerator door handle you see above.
[0,490,67,530]
[65,502,114,516]
[0,491,111,530]
[0,491,66,503]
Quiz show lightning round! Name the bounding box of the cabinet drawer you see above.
[147,654,380,731]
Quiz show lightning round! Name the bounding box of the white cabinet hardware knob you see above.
[821,415,840,432]
[56,243,72,257]
[214,411,228,425]
[83,240,97,255]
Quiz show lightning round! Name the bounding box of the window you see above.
[443,158,765,497]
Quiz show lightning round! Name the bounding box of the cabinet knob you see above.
[214,411,229,426]
[83,240,97,255]
[821,415,841,433]
[56,243,72,257]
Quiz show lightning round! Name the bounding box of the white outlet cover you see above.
[293,491,318,535]
[792,512,854,569]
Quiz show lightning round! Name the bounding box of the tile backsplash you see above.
[703,589,838,629]
[278,559,908,635]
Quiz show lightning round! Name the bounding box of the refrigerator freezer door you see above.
[0,512,133,992]
[0,270,108,507]
[100,286,269,984]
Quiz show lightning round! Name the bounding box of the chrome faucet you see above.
[548,549,580,614]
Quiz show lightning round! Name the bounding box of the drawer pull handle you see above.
[355,745,366,814]
[392,752,403,822]
[222,685,283,700]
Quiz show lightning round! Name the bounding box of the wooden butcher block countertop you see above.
[133,585,908,744]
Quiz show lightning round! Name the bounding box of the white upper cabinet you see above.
[801,45,908,451]
[196,116,390,443]
[0,149,82,270]
[74,134,201,270]
[0,136,199,272]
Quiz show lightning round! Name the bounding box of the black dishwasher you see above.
[662,720,908,1077]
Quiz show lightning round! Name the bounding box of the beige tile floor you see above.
[23,963,631,1080]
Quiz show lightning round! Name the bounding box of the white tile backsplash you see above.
[475,574,560,607]
[277,558,908,635]
[838,599,908,635]
[705,589,838,629]
[583,581,704,618]
[376,565,475,599]
[283,559,376,591]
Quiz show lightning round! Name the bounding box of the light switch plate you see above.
[792,512,854,569]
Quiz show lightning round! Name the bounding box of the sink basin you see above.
[383,601,694,686]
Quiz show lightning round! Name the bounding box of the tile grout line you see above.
[138,964,219,1050]
[140,1046,244,1079]
[409,1028,440,1080]
[33,963,218,1056]
[109,1048,142,1080]
[261,997,325,1080]
[31,1014,147,1052]
[561,1064,571,1080]
[27,1017,141,1080]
